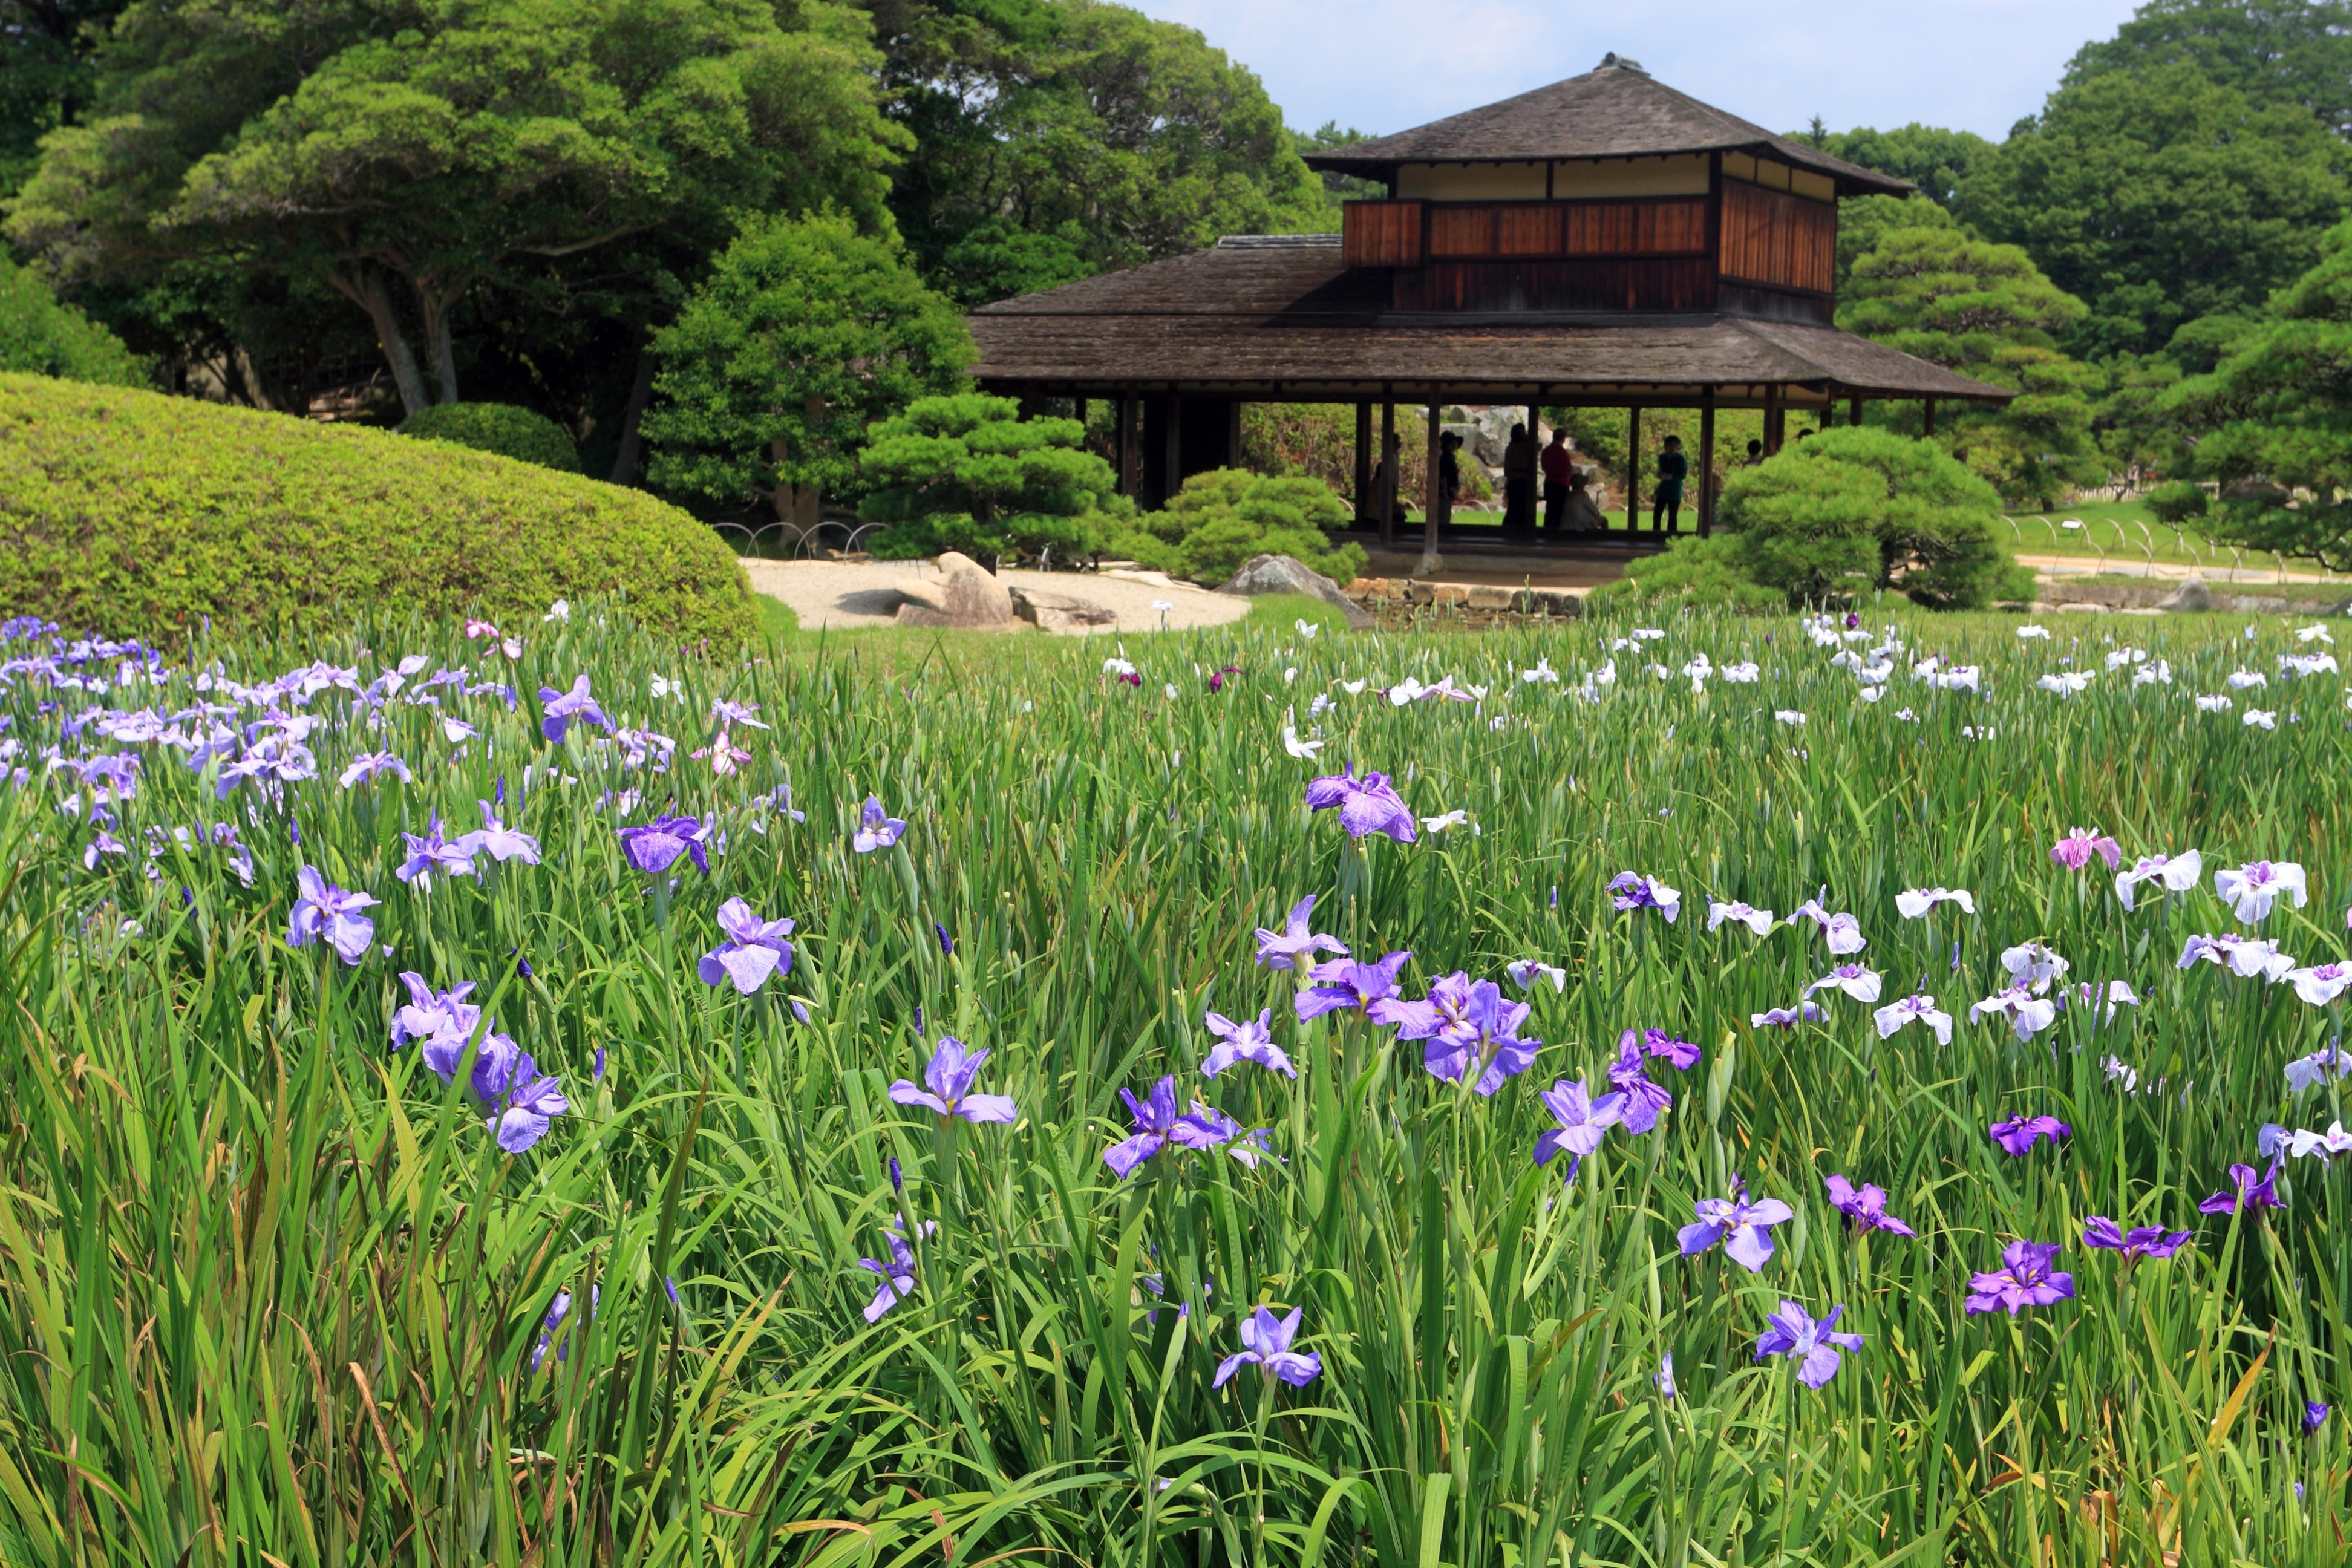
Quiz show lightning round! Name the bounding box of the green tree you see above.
[860,391,1129,563]
[869,0,1330,305]
[2166,215,2352,566]
[1840,226,2105,506]
[399,400,580,472]
[8,0,904,418]
[0,252,146,383]
[1111,468,1364,585]
[0,0,128,198]
[640,212,972,527]
[1959,61,2348,356]
[1832,193,1955,295]
[2068,0,2352,134]
[1808,124,1994,209]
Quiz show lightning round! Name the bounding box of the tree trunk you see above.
[609,341,658,486]
[414,282,461,405]
[348,267,431,419]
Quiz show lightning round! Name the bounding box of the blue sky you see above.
[1128,0,2149,142]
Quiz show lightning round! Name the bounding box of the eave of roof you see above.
[1301,63,1910,199]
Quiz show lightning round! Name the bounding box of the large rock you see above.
[1215,554,1374,629]
[1008,584,1118,633]
[2157,577,2212,613]
[895,550,1018,629]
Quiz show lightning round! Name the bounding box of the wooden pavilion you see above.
[967,54,2013,554]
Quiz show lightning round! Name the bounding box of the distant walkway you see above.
[2020,554,2339,586]
[741,559,1252,633]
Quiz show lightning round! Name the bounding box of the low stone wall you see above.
[2042,577,2349,615]
[1345,577,1586,618]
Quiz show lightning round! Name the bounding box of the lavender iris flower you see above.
[391,972,480,1062]
[1988,1114,2071,1157]
[470,800,541,864]
[470,1042,569,1152]
[1707,898,1775,934]
[2286,1043,2352,1092]
[2198,1160,2285,1214]
[531,1286,596,1373]
[1824,1174,1915,1235]
[1370,971,1475,1039]
[1296,950,1413,1021]
[2115,849,2201,911]
[539,675,614,742]
[1806,964,1883,1004]
[2215,859,2308,923]
[2050,828,2122,872]
[1678,1178,1794,1271]
[339,751,411,789]
[1201,1008,1295,1078]
[288,866,378,964]
[2289,964,2352,1005]
[395,814,479,887]
[2059,979,2141,1025]
[2308,1401,2331,1434]
[2179,933,2296,982]
[1873,993,1953,1044]
[1254,893,1348,970]
[888,1036,1018,1123]
[2082,1215,2190,1263]
[1608,872,1681,923]
[1642,1028,1701,1070]
[617,815,708,875]
[1506,958,1568,992]
[1789,895,1865,954]
[2287,1122,2352,1159]
[852,796,907,853]
[1894,887,1976,919]
[1971,985,2060,1041]
[1304,765,1417,842]
[697,897,796,993]
[1212,1306,1322,1388]
[1755,1301,1863,1388]
[1964,1240,2076,1316]
[1608,1033,1675,1132]
[1656,1354,1676,1400]
[1105,1077,1184,1177]
[1532,1077,1624,1172]
[858,1230,918,1321]
[1421,981,1540,1096]
[1999,941,2070,993]
[1751,1002,1825,1028]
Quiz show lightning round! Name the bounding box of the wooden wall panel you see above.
[1393,258,1717,314]
[1342,201,1426,267]
[1495,205,1563,256]
[1345,197,1708,264]
[1717,180,1834,295]
[1429,206,1497,258]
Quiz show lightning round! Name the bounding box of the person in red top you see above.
[1540,429,1578,533]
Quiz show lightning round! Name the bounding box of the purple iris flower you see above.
[288,866,378,964]
[2081,1216,2190,1263]
[697,897,797,993]
[852,796,906,853]
[1368,970,1474,1039]
[1756,1301,1863,1389]
[531,1285,596,1373]
[470,800,541,864]
[1533,1078,1624,1173]
[2307,1401,2330,1434]
[1171,1102,1245,1155]
[1254,894,1349,970]
[391,972,488,1074]
[539,675,614,742]
[1422,981,1540,1096]
[1105,1077,1184,1177]
[857,1229,919,1321]
[617,815,708,875]
[1212,1306,1322,1388]
[1607,872,1681,923]
[1296,950,1413,1021]
[1751,1002,1825,1028]
[1642,1029,1702,1070]
[1824,1175,1915,1236]
[1201,1009,1295,1078]
[1989,1114,2071,1157]
[2198,1160,2285,1215]
[2051,827,2122,872]
[888,1036,1018,1123]
[395,814,479,887]
[1679,1178,1794,1271]
[1608,1033,1674,1133]
[1964,1240,2076,1316]
[1304,765,1417,842]
[339,751,411,788]
[471,1042,569,1152]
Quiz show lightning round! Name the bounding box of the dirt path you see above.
[741,559,1253,635]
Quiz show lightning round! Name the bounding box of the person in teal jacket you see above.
[1652,435,1688,532]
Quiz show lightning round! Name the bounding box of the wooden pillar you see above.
[1849,394,1864,428]
[1698,390,1717,538]
[1379,402,1397,549]
[1353,401,1373,525]
[1421,400,1443,570]
[1627,404,1642,532]
[1165,397,1183,501]
[1116,398,1137,497]
[1922,397,1938,437]
[1227,401,1243,470]
[1763,385,1785,456]
[1075,395,1088,426]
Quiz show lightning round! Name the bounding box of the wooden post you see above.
[1116,398,1136,497]
[1922,398,1938,436]
[1165,397,1184,503]
[1379,402,1397,549]
[1075,395,1088,427]
[1420,400,1443,574]
[1226,401,1243,470]
[1698,390,1717,538]
[1849,394,1864,428]
[1627,404,1642,532]
[1763,385,1785,455]
[1354,402,1373,524]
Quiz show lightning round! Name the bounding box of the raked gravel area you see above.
[740,558,1253,634]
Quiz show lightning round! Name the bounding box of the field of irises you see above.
[7,599,2352,1567]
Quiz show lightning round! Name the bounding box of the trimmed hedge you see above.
[0,255,149,387]
[399,401,583,472]
[0,374,756,642]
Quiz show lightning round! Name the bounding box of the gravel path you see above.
[740,559,1254,635]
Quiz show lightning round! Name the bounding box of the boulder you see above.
[2156,578,2212,613]
[895,550,1019,629]
[1008,584,1119,633]
[1215,553,1374,629]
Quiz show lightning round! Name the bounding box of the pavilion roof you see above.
[1301,59,1912,200]
[970,239,2012,407]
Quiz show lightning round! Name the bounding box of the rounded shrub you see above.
[1106,469,1365,586]
[399,400,583,472]
[0,374,755,642]
[2146,480,2209,524]
[0,255,148,387]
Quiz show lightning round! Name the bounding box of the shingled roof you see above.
[970,239,2011,405]
[1302,58,1911,199]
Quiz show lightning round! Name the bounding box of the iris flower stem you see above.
[1247,1371,1275,1565]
